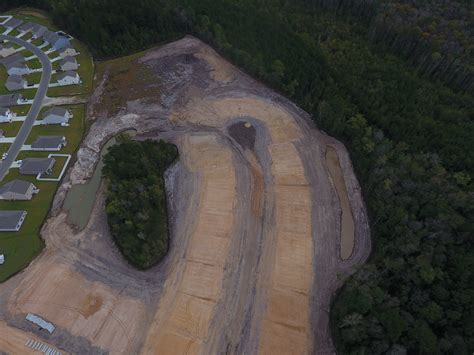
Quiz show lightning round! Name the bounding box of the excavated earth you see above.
[0,36,370,354]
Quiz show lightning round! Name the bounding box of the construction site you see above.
[0,36,371,354]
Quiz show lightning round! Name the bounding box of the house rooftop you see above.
[0,106,9,115]
[18,22,35,32]
[0,180,35,196]
[3,17,23,29]
[60,56,77,65]
[0,94,22,106]
[43,107,68,117]
[1,53,24,66]
[31,136,66,149]
[6,75,24,84]
[19,157,55,175]
[57,71,78,80]
[0,210,26,231]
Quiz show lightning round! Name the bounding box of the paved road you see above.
[0,34,52,181]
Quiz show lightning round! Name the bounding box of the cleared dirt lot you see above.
[0,36,370,354]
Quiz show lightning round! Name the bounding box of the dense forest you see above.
[3,0,472,353]
[102,138,178,269]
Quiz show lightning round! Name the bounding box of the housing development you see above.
[0,15,81,239]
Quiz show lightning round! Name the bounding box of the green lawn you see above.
[9,105,31,116]
[43,155,69,179]
[0,143,10,155]
[0,122,22,137]
[25,72,42,85]
[8,29,20,37]
[0,104,85,282]
[27,57,42,70]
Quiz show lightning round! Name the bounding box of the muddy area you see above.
[0,36,370,355]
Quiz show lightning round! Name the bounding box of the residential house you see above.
[0,210,27,232]
[0,180,39,200]
[18,22,35,34]
[19,157,55,175]
[31,136,67,151]
[0,42,16,58]
[58,45,78,58]
[57,71,80,86]
[59,56,78,71]
[2,17,23,30]
[43,31,70,51]
[5,74,26,91]
[0,254,4,265]
[0,53,24,66]
[31,24,48,39]
[40,107,72,125]
[0,94,24,106]
[6,62,29,76]
[0,107,14,122]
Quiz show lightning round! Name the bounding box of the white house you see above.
[58,46,78,58]
[0,254,4,265]
[57,71,80,86]
[40,107,72,125]
[59,56,78,71]
[0,107,14,123]
[0,43,16,58]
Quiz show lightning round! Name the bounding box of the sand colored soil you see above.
[0,320,63,354]
[0,36,370,354]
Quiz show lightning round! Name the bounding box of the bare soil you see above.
[0,36,371,354]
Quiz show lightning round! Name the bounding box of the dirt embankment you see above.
[0,36,370,354]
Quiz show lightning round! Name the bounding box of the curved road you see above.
[0,34,52,181]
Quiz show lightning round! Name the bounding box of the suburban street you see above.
[0,34,52,181]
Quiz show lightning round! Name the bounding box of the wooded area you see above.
[2,0,472,353]
[102,138,177,269]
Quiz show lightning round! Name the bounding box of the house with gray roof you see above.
[0,94,24,106]
[58,45,78,58]
[40,107,72,125]
[18,22,35,33]
[6,62,29,76]
[59,56,78,71]
[43,31,70,51]
[19,157,55,175]
[0,107,14,123]
[0,180,39,200]
[0,210,27,232]
[31,24,48,39]
[1,53,24,66]
[0,42,16,58]
[57,71,80,86]
[3,17,23,30]
[5,74,26,91]
[31,136,67,151]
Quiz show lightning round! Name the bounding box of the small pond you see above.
[63,130,136,229]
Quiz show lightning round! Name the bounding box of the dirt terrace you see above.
[0,36,370,354]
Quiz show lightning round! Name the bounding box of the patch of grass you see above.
[0,122,22,137]
[43,155,69,179]
[0,104,85,281]
[0,143,10,155]
[8,29,20,37]
[26,57,42,70]
[25,72,42,85]
[9,105,31,116]
[94,49,157,116]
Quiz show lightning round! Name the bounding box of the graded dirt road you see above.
[0,36,370,354]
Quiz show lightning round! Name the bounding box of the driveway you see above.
[0,34,52,181]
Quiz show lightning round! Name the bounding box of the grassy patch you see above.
[42,155,69,179]
[26,57,42,70]
[0,104,85,282]
[8,29,20,37]
[25,72,42,85]
[0,143,10,155]
[0,122,22,137]
[9,105,31,116]
[94,49,157,116]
